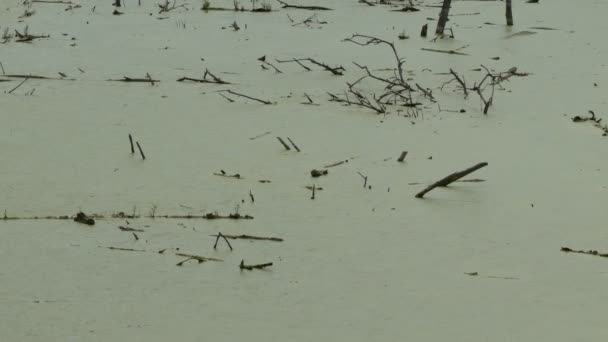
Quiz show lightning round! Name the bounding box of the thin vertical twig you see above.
[128,134,134,154]
[136,141,146,160]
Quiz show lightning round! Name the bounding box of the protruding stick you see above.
[136,141,146,160]
[277,137,291,150]
[415,162,488,198]
[128,134,134,154]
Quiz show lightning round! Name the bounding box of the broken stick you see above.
[415,162,488,198]
[240,259,273,270]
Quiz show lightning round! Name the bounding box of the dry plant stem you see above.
[219,90,272,104]
[449,68,468,97]
[415,83,435,101]
[344,34,405,83]
[213,234,284,242]
[240,260,273,270]
[277,137,291,150]
[415,162,488,198]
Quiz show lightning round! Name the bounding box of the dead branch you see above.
[212,234,283,242]
[136,141,146,159]
[276,0,332,10]
[100,246,146,252]
[213,232,233,250]
[218,90,272,105]
[448,68,468,97]
[155,212,253,219]
[421,47,469,56]
[324,159,351,168]
[277,137,291,150]
[158,0,187,14]
[277,58,311,71]
[572,110,608,136]
[213,170,242,179]
[344,34,406,83]
[240,260,273,270]
[176,253,223,266]
[561,247,608,258]
[276,58,344,75]
[287,137,300,152]
[109,75,159,84]
[74,212,95,225]
[31,0,73,3]
[6,77,29,94]
[415,162,488,198]
[118,226,144,232]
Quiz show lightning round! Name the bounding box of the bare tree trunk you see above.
[436,0,452,35]
[506,0,513,26]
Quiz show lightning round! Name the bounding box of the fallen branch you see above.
[276,0,332,10]
[561,247,608,258]
[218,90,272,105]
[154,213,253,219]
[415,162,488,198]
[213,170,242,179]
[213,232,234,250]
[118,226,144,232]
[176,253,223,266]
[421,47,469,56]
[240,259,273,270]
[287,137,300,152]
[177,69,230,84]
[31,0,73,3]
[6,77,28,94]
[276,58,344,75]
[211,234,283,242]
[100,246,145,252]
[109,75,159,84]
[276,137,291,150]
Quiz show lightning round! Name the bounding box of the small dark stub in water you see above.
[74,212,95,225]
